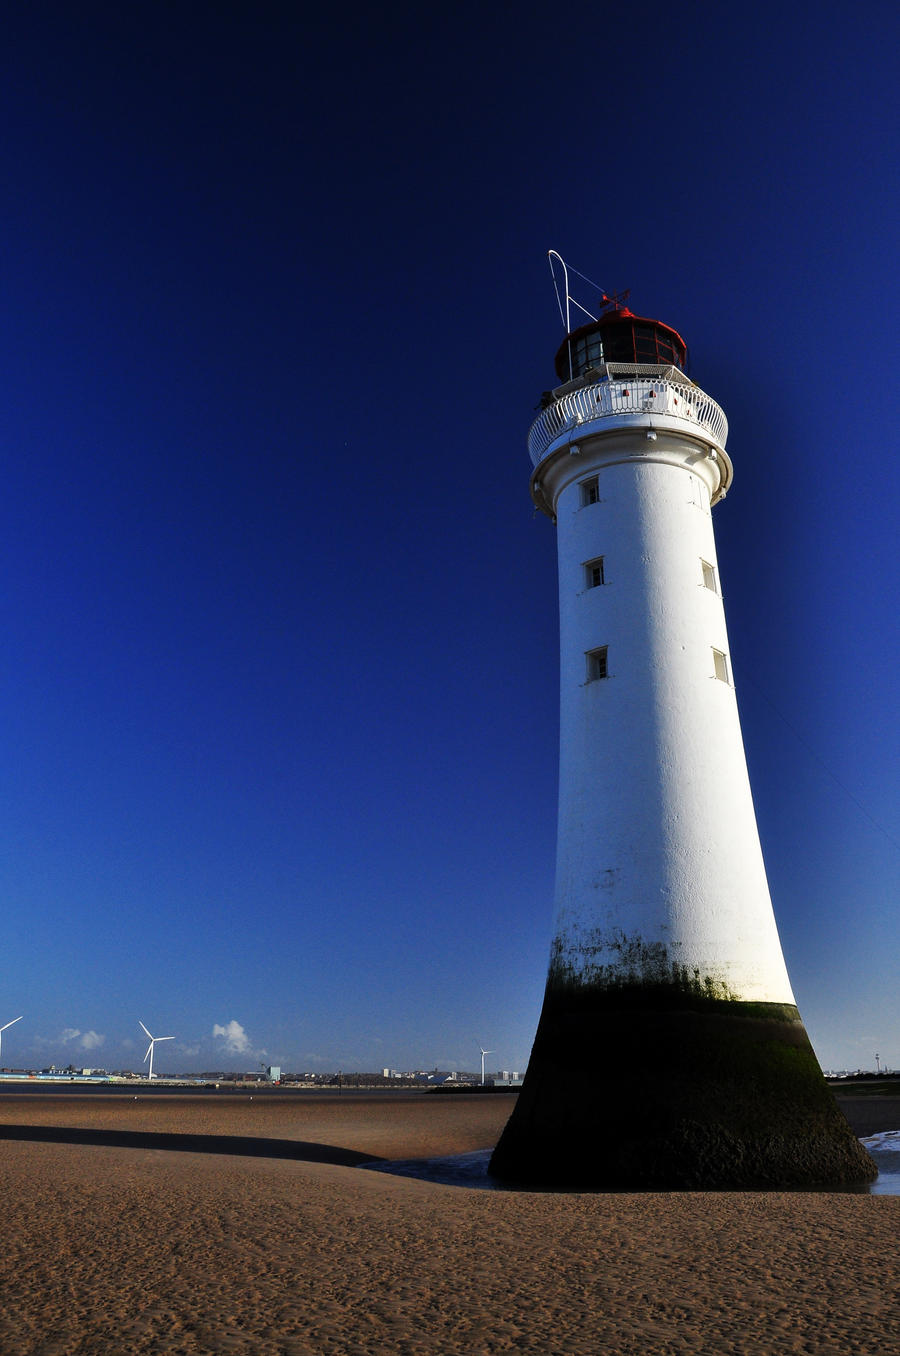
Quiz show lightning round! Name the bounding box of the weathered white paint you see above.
[533,417,795,1004]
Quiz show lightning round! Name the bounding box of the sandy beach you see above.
[0,1090,897,1355]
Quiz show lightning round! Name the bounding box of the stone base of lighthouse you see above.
[489,983,876,1189]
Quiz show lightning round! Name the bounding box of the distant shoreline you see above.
[0,1077,896,1135]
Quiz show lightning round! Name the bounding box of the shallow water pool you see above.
[861,1129,900,1195]
[363,1135,900,1194]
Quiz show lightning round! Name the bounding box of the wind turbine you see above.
[0,1016,23,1066]
[139,1021,174,1081]
[479,1046,494,1086]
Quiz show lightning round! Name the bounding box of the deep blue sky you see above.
[0,2,896,1075]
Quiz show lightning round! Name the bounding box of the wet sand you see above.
[0,1090,897,1354]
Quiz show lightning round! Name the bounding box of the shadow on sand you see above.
[0,1124,382,1167]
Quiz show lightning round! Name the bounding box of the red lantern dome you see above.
[554,305,687,383]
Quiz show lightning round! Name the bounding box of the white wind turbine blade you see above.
[143,1043,153,1063]
[152,1035,173,1080]
[139,1021,153,1041]
[0,1016,23,1066]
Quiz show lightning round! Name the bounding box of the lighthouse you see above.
[490,259,874,1189]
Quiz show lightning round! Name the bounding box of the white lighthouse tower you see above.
[490,258,873,1189]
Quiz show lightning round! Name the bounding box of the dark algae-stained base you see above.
[489,984,876,1189]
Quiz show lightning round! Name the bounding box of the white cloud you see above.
[212,1020,251,1055]
[59,1027,104,1052]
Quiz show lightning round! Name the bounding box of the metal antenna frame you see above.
[548,251,574,381]
[548,251,613,382]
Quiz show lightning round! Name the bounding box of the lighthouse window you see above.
[585,557,605,588]
[635,326,659,362]
[701,559,719,593]
[586,647,608,681]
[580,477,600,506]
[657,336,678,364]
[572,334,605,372]
[601,323,684,368]
[712,648,730,684]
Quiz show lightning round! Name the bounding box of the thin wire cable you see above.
[566,263,610,295]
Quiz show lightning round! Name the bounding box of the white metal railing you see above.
[527,377,728,467]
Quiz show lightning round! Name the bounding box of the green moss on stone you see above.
[489,983,876,1190]
[547,931,741,1002]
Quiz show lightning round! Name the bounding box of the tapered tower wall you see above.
[549,436,795,1004]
